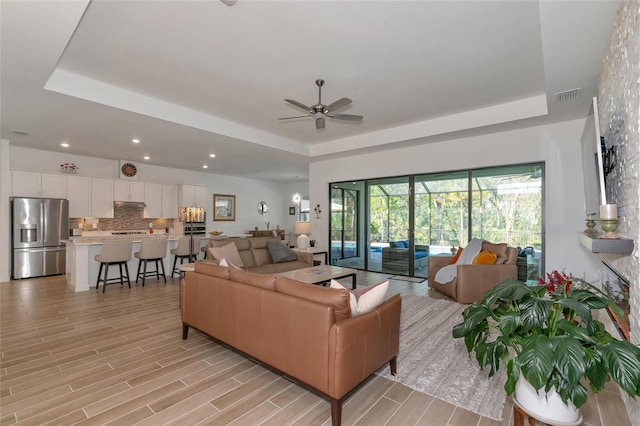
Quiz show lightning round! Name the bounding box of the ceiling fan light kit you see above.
[279,79,363,129]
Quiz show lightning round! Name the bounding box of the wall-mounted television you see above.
[580,97,607,216]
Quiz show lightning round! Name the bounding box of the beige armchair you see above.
[428,241,518,303]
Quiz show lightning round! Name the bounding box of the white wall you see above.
[1,140,11,282]
[309,118,601,282]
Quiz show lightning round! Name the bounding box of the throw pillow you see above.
[481,242,508,264]
[267,242,298,263]
[329,279,389,317]
[389,241,404,248]
[402,239,410,248]
[211,243,244,267]
[472,250,497,265]
[450,247,463,264]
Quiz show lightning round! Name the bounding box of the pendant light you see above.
[292,176,301,203]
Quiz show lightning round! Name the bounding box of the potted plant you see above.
[452,272,640,423]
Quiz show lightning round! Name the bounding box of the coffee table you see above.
[278,265,357,289]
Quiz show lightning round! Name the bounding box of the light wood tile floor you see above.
[0,272,631,425]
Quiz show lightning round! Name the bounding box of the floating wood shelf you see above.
[577,232,634,254]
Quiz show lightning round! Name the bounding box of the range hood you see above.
[114,201,147,208]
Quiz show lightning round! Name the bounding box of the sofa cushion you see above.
[229,269,276,290]
[389,241,404,248]
[275,276,351,322]
[249,261,311,274]
[330,280,389,317]
[472,250,497,265]
[211,243,244,267]
[402,239,410,248]
[194,261,230,279]
[450,247,463,264]
[481,242,508,264]
[267,242,298,263]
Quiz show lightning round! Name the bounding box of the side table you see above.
[293,247,328,265]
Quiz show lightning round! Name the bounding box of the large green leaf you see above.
[452,305,492,338]
[498,311,521,337]
[557,319,592,342]
[518,334,554,390]
[463,320,489,353]
[601,341,640,397]
[584,349,608,392]
[505,358,520,395]
[551,335,586,384]
[555,378,589,408]
[483,279,539,306]
[556,298,594,332]
[486,340,507,377]
[519,297,552,331]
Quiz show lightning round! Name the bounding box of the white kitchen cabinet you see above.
[12,171,41,197]
[195,186,208,208]
[179,185,208,208]
[144,183,162,218]
[12,171,68,198]
[41,173,67,199]
[91,178,114,218]
[161,184,178,218]
[67,176,91,217]
[114,180,145,202]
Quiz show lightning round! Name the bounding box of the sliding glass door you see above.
[331,186,360,266]
[329,162,544,280]
[414,171,469,278]
[369,177,411,275]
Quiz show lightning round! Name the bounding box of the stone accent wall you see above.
[597,1,639,423]
[70,204,171,232]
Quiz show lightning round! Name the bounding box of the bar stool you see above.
[95,240,133,293]
[170,236,201,277]
[134,239,168,286]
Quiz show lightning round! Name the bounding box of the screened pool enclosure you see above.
[330,163,543,283]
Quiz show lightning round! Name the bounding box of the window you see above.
[329,162,543,281]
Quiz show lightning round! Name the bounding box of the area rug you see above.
[376,294,507,420]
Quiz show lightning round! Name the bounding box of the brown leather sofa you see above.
[428,241,518,303]
[182,262,402,426]
[204,236,314,273]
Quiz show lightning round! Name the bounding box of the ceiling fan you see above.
[279,79,363,129]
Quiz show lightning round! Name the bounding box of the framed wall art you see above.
[213,194,236,221]
[289,207,296,215]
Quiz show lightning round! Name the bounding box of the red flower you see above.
[537,270,572,294]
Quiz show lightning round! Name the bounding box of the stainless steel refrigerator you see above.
[11,197,69,279]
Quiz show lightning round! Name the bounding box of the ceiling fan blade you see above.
[325,97,352,112]
[285,99,312,112]
[327,113,363,121]
[278,115,311,120]
[316,116,326,129]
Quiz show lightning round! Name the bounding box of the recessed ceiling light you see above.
[132,138,140,144]
[143,156,150,160]
[209,154,216,158]
[203,165,208,169]
[60,142,70,148]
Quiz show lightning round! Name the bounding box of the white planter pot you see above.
[514,376,582,425]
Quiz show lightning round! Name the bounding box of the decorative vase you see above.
[514,376,582,425]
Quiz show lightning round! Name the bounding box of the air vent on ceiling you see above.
[556,88,582,102]
[12,129,29,136]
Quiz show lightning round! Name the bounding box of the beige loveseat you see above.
[182,262,402,426]
[204,236,313,273]
[428,241,518,303]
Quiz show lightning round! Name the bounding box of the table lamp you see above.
[294,221,311,249]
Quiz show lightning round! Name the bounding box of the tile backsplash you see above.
[70,204,172,231]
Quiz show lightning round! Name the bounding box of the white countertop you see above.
[64,235,208,245]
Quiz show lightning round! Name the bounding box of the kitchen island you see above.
[63,235,208,292]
